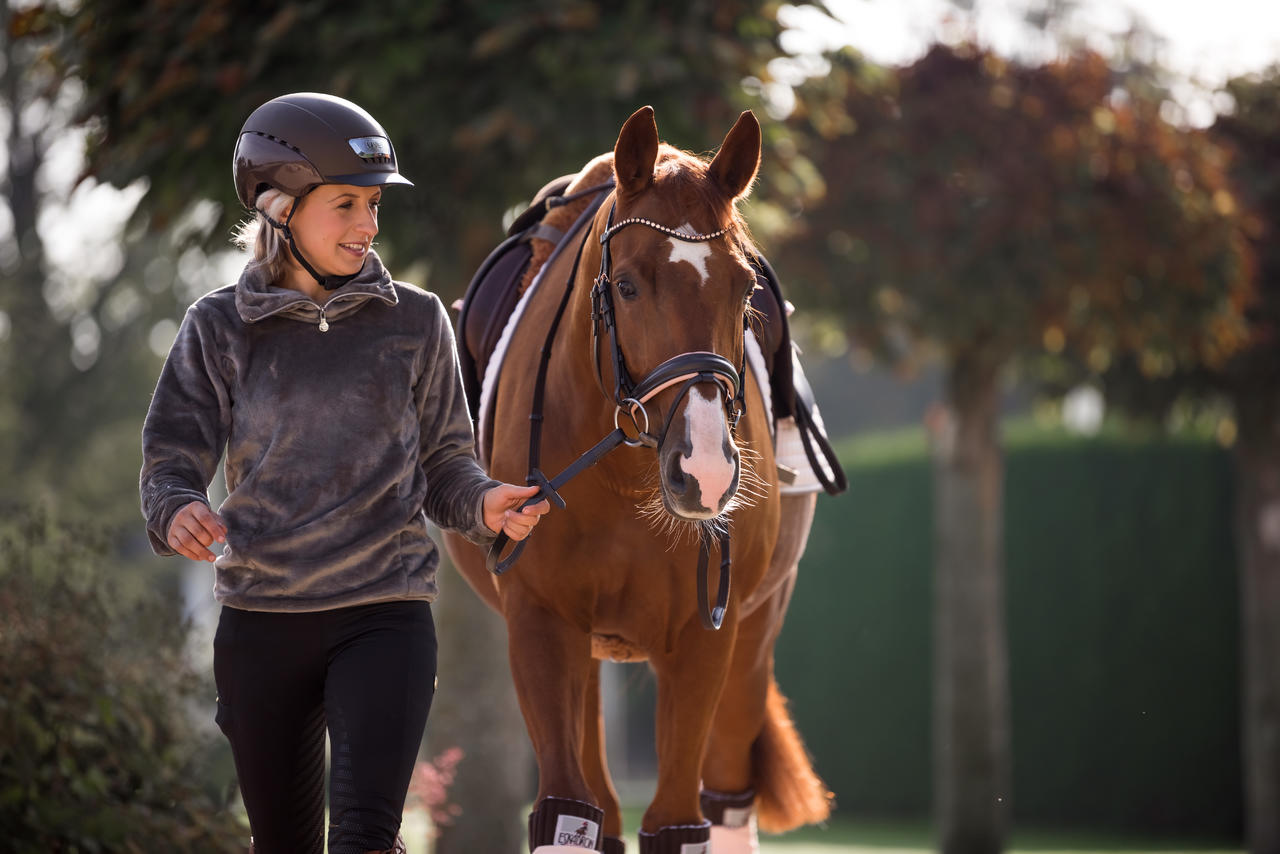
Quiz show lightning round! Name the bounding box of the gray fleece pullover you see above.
[140,251,498,612]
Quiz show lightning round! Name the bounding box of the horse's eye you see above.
[616,279,638,300]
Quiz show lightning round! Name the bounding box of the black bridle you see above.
[487,197,748,630]
[590,204,747,447]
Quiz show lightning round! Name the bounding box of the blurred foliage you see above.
[779,43,1252,392]
[1211,65,1280,392]
[0,505,244,851]
[1014,66,1280,446]
[2,2,192,523]
[68,0,831,298]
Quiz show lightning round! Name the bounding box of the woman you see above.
[139,92,548,854]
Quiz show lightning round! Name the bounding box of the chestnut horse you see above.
[444,107,830,854]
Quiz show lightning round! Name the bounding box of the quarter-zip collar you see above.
[235,249,398,329]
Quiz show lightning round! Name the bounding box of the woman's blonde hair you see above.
[232,189,295,284]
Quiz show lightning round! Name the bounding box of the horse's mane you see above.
[518,145,756,295]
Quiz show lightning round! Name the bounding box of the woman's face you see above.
[286,183,381,278]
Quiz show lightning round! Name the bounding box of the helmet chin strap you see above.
[260,191,360,291]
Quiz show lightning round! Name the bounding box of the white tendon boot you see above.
[709,813,760,854]
[701,788,759,854]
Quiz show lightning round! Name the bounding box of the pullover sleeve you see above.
[139,305,232,555]
[417,294,500,545]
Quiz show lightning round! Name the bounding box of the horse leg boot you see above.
[702,788,759,854]
[528,797,606,852]
[639,618,737,854]
[503,595,602,852]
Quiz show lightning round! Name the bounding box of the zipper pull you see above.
[318,309,330,333]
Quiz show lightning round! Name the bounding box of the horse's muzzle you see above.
[658,386,741,519]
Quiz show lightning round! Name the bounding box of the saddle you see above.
[454,170,846,496]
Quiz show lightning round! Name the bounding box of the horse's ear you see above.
[614,106,659,198]
[708,111,761,201]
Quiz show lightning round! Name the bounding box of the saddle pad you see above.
[476,253,548,467]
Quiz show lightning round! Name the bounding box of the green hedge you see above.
[775,431,1241,838]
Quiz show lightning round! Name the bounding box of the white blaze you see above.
[679,386,735,514]
[667,223,713,286]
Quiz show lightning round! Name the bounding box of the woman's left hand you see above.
[482,483,551,541]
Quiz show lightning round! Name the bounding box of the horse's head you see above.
[596,106,763,524]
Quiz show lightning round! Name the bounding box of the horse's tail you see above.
[752,675,833,832]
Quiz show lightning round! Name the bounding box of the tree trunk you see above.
[2,0,67,490]
[426,553,533,854]
[1232,386,1280,854]
[931,346,1010,854]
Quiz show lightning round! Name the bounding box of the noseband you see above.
[591,204,746,449]
[487,196,746,630]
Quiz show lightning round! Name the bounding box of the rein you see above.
[486,196,744,630]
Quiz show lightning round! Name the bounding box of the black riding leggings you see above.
[213,600,436,854]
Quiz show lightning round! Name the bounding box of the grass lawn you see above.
[385,807,1248,853]
[608,811,1243,854]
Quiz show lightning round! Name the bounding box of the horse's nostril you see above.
[665,451,688,495]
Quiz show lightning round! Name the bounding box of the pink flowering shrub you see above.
[407,746,464,831]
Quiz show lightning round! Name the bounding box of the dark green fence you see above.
[775,432,1241,838]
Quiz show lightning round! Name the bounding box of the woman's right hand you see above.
[167,501,227,563]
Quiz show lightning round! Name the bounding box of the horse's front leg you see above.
[504,591,601,852]
[584,661,626,854]
[641,615,739,853]
[698,574,791,854]
[700,492,819,853]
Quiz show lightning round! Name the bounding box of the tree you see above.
[1210,68,1280,854]
[779,44,1250,854]
[70,0,822,301]
[2,1,190,526]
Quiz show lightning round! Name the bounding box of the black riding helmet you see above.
[232,92,413,290]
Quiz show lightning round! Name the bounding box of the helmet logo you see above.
[349,136,392,163]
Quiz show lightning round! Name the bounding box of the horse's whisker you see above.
[631,433,781,548]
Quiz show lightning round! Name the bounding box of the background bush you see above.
[0,506,245,852]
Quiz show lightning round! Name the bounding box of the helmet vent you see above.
[349,135,393,164]
[250,130,304,155]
